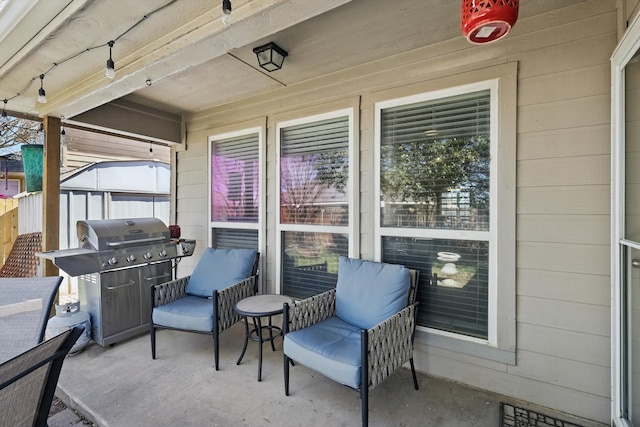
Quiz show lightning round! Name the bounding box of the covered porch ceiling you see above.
[0,0,582,129]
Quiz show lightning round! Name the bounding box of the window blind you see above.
[279,114,351,298]
[379,90,491,231]
[281,117,348,155]
[211,133,259,223]
[380,90,490,145]
[212,228,258,250]
[280,115,349,226]
[382,236,488,339]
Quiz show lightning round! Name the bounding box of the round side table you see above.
[234,294,293,381]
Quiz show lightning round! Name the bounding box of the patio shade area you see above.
[54,323,604,427]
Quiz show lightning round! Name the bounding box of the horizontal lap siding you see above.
[174,127,209,275]
[509,1,614,423]
[177,1,616,423]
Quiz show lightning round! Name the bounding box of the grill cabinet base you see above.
[79,262,172,346]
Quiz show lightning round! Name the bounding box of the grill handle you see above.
[106,236,167,248]
[105,280,136,290]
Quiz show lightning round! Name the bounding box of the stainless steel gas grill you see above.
[38,218,195,346]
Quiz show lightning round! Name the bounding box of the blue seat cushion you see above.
[335,257,410,330]
[186,248,257,297]
[284,316,362,389]
[152,296,213,332]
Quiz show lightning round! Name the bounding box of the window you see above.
[277,110,355,298]
[376,79,512,352]
[209,129,263,252]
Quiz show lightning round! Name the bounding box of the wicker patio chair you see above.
[0,276,63,364]
[0,326,83,427]
[283,257,419,427]
[150,248,259,369]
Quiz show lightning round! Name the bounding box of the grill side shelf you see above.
[37,249,102,277]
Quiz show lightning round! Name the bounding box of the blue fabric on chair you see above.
[152,296,214,332]
[284,316,362,388]
[335,257,410,329]
[186,248,257,297]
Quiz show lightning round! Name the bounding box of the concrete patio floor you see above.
[53,322,606,427]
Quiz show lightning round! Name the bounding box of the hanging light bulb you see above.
[222,0,232,25]
[1,99,7,119]
[105,41,116,79]
[61,127,66,136]
[149,141,153,156]
[37,74,47,104]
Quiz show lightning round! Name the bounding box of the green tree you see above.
[380,135,490,227]
[0,116,43,147]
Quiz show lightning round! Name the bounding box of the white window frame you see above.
[275,108,358,294]
[207,126,265,273]
[374,75,516,364]
[611,9,640,426]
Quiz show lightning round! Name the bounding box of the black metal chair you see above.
[0,326,83,427]
[150,248,259,369]
[283,257,419,427]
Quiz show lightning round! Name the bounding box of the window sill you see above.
[415,327,516,365]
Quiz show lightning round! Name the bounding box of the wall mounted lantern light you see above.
[252,42,288,72]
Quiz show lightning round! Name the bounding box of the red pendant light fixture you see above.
[461,0,519,44]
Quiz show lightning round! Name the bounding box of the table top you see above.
[235,294,294,317]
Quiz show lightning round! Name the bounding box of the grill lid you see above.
[78,218,170,251]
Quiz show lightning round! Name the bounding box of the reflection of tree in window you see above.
[280,151,348,225]
[211,135,259,223]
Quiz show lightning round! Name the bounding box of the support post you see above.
[42,116,60,279]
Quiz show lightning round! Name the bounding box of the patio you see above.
[52,323,603,427]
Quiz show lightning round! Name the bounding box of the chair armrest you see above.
[152,276,190,308]
[285,289,336,333]
[216,275,257,331]
[366,303,417,389]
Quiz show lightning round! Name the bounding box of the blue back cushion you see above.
[186,248,257,297]
[335,257,410,329]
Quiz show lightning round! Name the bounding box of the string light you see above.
[105,41,116,79]
[222,0,232,25]
[149,141,153,156]
[0,0,178,112]
[37,74,47,104]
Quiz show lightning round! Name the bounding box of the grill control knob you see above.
[126,255,136,263]
[143,252,152,260]
[159,249,167,257]
[108,257,118,266]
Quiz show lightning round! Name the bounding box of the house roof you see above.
[60,159,170,194]
[0,144,24,173]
